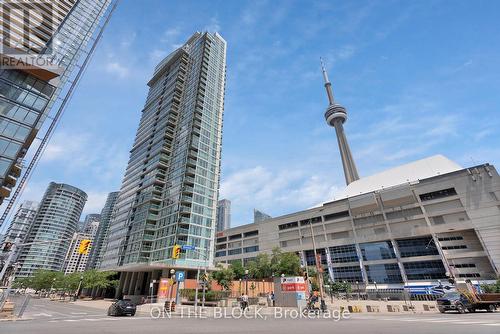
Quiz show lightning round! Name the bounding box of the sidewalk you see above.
[71,298,440,316]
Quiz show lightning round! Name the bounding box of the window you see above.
[243,246,258,253]
[300,216,322,226]
[441,245,467,250]
[365,263,402,283]
[304,249,327,266]
[419,188,457,201]
[452,263,476,268]
[329,244,359,263]
[396,237,439,257]
[438,236,464,241]
[323,210,349,221]
[278,221,298,230]
[216,236,226,243]
[458,273,480,278]
[215,250,226,257]
[332,266,364,283]
[228,233,241,240]
[243,230,258,237]
[359,241,396,261]
[404,260,447,280]
[227,248,241,255]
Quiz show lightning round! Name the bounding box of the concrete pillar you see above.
[127,272,138,295]
[135,272,145,295]
[115,272,127,299]
[122,272,132,297]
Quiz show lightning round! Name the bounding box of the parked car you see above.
[107,299,136,316]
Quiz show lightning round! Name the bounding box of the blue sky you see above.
[2,0,500,232]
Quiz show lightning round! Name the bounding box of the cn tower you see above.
[321,58,360,185]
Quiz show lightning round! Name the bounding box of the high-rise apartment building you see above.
[63,220,99,274]
[79,213,101,232]
[1,200,38,245]
[101,32,226,298]
[86,191,119,270]
[0,0,113,204]
[16,182,87,277]
[216,199,231,232]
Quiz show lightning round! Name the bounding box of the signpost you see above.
[175,271,185,304]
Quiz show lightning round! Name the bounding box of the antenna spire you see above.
[320,57,335,105]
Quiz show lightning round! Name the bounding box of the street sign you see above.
[181,245,195,251]
[175,270,185,282]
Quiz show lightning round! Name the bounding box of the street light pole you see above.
[168,269,176,308]
[309,218,325,299]
[244,269,249,295]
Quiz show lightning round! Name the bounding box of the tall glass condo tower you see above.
[101,32,226,295]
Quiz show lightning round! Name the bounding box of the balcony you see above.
[10,164,22,177]
[180,205,191,214]
[177,227,190,235]
[181,195,192,203]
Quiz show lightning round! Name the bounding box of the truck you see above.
[436,281,500,313]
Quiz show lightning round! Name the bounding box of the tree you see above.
[481,279,500,293]
[328,281,352,294]
[230,261,245,280]
[211,264,235,291]
[273,251,301,276]
[12,277,32,289]
[82,270,118,290]
[29,270,63,291]
[57,272,82,293]
[247,253,272,279]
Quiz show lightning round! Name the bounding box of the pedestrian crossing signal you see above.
[78,239,91,254]
[172,245,181,259]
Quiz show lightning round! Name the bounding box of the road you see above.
[2,299,500,334]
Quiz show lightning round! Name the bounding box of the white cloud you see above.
[105,61,129,78]
[83,191,109,215]
[160,28,180,43]
[220,166,342,225]
[204,17,221,32]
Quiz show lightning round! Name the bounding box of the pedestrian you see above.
[240,293,249,311]
[271,291,275,307]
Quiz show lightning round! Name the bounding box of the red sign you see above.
[158,278,170,298]
[280,277,306,292]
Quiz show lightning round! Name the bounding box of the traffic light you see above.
[172,245,181,259]
[78,239,91,254]
[2,242,13,252]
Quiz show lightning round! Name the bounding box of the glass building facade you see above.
[16,182,87,277]
[0,0,112,203]
[101,32,226,273]
[86,191,119,269]
[1,200,39,245]
[216,199,231,231]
